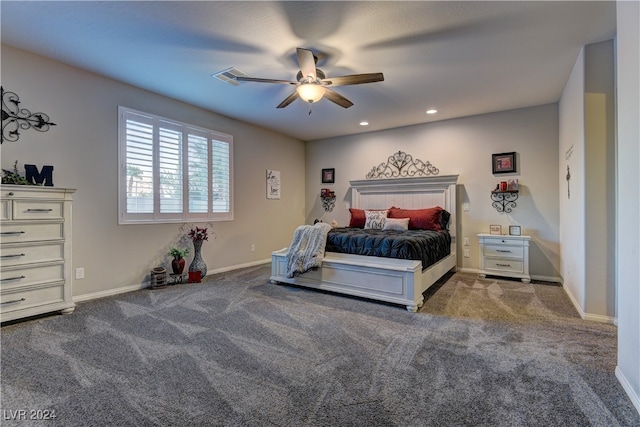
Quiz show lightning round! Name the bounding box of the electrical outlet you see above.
[463,249,470,258]
[464,237,470,246]
[251,244,255,252]
[75,268,85,279]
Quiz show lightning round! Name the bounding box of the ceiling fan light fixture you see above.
[296,83,326,104]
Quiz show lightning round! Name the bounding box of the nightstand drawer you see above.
[0,242,65,267]
[484,244,524,259]
[13,200,63,220]
[0,223,64,243]
[484,259,524,273]
[480,236,525,246]
[0,263,65,291]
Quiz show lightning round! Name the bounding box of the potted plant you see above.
[168,247,189,275]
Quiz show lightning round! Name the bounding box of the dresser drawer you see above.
[13,200,63,220]
[0,263,65,291]
[0,242,64,267]
[0,283,65,315]
[0,223,64,243]
[484,244,524,259]
[484,258,524,273]
[2,188,67,200]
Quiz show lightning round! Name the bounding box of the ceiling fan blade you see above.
[276,91,299,109]
[324,88,354,108]
[296,48,317,81]
[322,73,384,87]
[235,76,297,85]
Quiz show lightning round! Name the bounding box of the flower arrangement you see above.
[168,247,189,259]
[188,226,209,242]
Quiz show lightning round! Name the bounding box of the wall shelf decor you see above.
[491,190,519,213]
[320,189,336,212]
[1,87,56,144]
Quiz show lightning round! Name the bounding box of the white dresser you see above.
[478,233,531,283]
[1,185,75,322]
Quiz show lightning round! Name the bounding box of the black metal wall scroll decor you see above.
[366,151,439,179]
[1,86,57,144]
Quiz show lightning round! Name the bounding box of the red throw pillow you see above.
[348,208,366,228]
[388,206,444,230]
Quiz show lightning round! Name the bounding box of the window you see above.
[118,106,233,224]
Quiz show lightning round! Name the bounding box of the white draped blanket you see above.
[285,222,333,278]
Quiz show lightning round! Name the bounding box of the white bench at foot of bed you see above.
[270,248,456,312]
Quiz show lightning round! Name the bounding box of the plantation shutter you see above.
[158,123,183,214]
[124,113,154,215]
[119,106,233,224]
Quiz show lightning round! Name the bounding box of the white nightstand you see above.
[478,234,531,283]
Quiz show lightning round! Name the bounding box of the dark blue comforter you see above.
[325,227,451,269]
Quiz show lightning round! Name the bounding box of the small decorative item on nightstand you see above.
[509,225,521,236]
[489,225,502,235]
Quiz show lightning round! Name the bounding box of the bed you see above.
[271,172,458,312]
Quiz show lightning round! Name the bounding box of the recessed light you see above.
[426,109,438,115]
[359,121,369,126]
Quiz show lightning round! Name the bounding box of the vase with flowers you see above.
[168,247,189,275]
[188,226,209,280]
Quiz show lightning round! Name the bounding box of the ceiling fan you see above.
[235,48,384,110]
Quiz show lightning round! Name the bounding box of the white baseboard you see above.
[616,366,640,415]
[562,285,617,325]
[455,267,477,274]
[73,282,147,303]
[73,258,271,303]
[583,312,617,324]
[531,274,563,283]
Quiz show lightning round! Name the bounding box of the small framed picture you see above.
[507,179,519,191]
[490,225,502,235]
[509,225,522,236]
[322,168,335,184]
[492,152,517,174]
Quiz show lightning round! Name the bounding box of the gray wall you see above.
[1,45,306,298]
[305,104,560,280]
[615,0,640,415]
[558,39,616,322]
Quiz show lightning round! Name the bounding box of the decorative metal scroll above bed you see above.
[366,151,439,179]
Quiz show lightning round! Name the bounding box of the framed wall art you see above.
[321,168,335,184]
[492,152,516,174]
[266,169,280,200]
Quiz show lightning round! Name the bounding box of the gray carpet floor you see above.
[1,265,639,426]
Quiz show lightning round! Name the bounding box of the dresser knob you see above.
[8,192,14,196]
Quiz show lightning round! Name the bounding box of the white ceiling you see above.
[1,1,616,141]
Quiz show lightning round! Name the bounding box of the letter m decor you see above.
[25,164,54,186]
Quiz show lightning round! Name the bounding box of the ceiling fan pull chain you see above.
[308,105,312,116]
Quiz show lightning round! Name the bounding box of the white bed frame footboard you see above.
[270,175,458,312]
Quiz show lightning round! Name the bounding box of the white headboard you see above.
[349,175,459,242]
